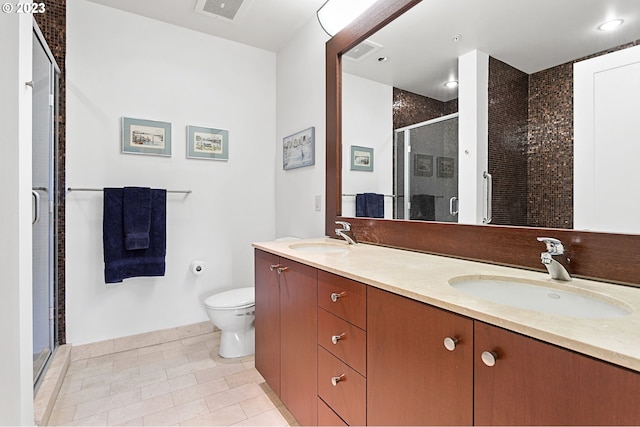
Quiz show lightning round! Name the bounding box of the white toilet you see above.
[204,287,255,358]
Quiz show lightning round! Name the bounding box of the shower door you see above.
[395,114,459,222]
[32,26,59,385]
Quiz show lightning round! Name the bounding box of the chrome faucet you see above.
[335,221,357,245]
[537,237,571,281]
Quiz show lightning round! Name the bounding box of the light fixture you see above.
[598,19,624,31]
[444,80,459,89]
[317,0,378,37]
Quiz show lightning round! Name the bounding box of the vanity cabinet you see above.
[367,287,474,426]
[474,321,640,426]
[254,249,318,426]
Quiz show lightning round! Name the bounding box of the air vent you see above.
[344,40,383,61]
[194,0,252,22]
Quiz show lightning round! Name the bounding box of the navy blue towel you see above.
[356,193,384,218]
[123,187,151,250]
[103,188,167,283]
[410,194,435,221]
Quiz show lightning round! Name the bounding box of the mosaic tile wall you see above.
[35,0,66,344]
[488,57,529,226]
[393,88,457,129]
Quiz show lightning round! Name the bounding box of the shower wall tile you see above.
[393,88,457,129]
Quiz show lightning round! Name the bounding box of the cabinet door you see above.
[279,259,318,426]
[254,249,281,395]
[367,287,473,426]
[474,321,640,426]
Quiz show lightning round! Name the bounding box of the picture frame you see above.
[283,127,315,170]
[122,117,171,156]
[187,125,229,161]
[437,156,455,178]
[350,145,374,171]
[414,154,433,177]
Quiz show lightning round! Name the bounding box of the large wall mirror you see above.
[325,0,640,286]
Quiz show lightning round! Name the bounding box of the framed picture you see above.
[437,156,455,178]
[350,145,374,171]
[283,127,315,170]
[122,117,171,156]
[187,125,229,161]
[414,154,433,177]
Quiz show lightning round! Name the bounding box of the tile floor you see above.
[48,332,297,426]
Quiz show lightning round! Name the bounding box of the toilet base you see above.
[219,327,255,358]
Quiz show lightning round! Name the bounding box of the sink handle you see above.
[537,237,565,255]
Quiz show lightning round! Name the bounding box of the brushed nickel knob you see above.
[276,266,288,274]
[443,337,459,351]
[331,333,346,345]
[269,264,280,272]
[331,291,346,302]
[331,374,345,386]
[481,351,498,367]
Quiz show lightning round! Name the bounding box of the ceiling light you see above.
[598,19,624,31]
[317,0,377,37]
[444,80,459,89]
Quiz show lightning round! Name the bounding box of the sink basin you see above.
[289,243,350,254]
[450,276,631,318]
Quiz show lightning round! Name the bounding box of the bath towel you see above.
[410,194,436,221]
[103,187,167,283]
[356,193,384,218]
[123,186,151,250]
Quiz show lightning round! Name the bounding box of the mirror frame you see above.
[325,0,640,286]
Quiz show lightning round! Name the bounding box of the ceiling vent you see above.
[194,0,253,23]
[344,40,383,61]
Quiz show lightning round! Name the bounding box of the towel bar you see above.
[67,187,192,194]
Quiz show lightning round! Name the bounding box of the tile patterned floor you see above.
[48,332,297,426]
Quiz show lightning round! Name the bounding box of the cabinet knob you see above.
[331,291,346,302]
[443,337,459,351]
[331,374,345,386]
[276,266,288,274]
[269,264,280,272]
[331,333,346,345]
[481,351,498,367]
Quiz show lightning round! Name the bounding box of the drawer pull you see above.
[269,264,280,272]
[331,291,346,302]
[443,337,459,351]
[331,374,345,386]
[331,333,346,344]
[481,351,498,367]
[276,266,288,274]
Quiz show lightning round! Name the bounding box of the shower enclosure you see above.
[394,113,459,222]
[32,25,59,386]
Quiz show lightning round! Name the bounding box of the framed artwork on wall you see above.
[186,126,229,161]
[283,126,315,170]
[350,145,374,171]
[414,154,433,176]
[122,117,172,156]
[437,156,455,178]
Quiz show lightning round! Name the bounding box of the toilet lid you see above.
[205,287,255,309]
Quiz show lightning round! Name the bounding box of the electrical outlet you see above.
[314,195,322,212]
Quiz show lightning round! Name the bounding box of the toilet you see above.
[204,287,255,358]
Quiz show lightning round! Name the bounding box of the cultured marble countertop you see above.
[253,237,640,373]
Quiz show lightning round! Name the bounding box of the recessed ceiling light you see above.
[598,19,624,31]
[444,80,459,89]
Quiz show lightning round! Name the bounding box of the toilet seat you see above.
[205,287,255,310]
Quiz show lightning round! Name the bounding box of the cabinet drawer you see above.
[318,308,366,376]
[318,347,366,426]
[318,397,348,426]
[318,271,366,329]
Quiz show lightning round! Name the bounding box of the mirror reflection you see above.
[341,0,640,234]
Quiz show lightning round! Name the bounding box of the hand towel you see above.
[103,188,167,283]
[356,193,384,218]
[410,194,436,221]
[123,186,151,250]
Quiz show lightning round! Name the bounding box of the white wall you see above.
[341,72,393,218]
[0,11,34,426]
[66,0,277,345]
[275,17,329,238]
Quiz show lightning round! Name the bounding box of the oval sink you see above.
[289,243,350,254]
[450,276,631,319]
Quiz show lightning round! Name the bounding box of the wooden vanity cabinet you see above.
[367,287,474,426]
[254,249,318,426]
[474,321,640,426]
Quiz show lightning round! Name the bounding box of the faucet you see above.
[537,237,571,281]
[335,221,357,245]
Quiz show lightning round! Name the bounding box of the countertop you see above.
[253,237,640,373]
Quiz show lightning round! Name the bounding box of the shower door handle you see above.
[483,171,492,224]
[32,190,41,225]
[449,197,458,216]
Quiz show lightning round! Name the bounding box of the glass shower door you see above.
[32,28,58,384]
